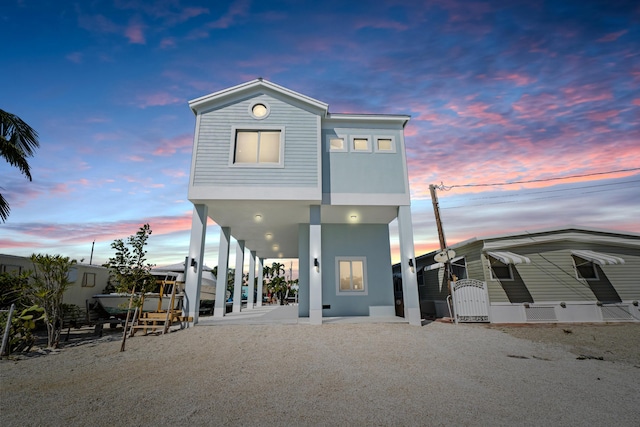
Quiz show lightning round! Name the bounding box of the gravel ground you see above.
[1,321,639,426]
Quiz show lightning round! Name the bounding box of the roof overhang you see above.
[486,251,531,265]
[571,250,625,265]
[189,79,329,116]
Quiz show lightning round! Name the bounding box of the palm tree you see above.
[0,109,40,221]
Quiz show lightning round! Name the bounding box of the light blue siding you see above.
[322,129,407,194]
[298,223,395,317]
[193,94,318,188]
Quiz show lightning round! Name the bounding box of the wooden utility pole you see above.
[429,184,454,315]
[429,184,447,250]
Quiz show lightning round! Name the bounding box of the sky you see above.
[1,0,639,274]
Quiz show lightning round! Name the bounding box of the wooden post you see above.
[1,303,16,356]
[120,286,136,352]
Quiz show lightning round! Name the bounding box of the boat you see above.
[94,262,218,316]
[92,292,183,317]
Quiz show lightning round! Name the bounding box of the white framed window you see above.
[350,135,372,153]
[1,264,22,274]
[248,101,270,120]
[488,257,513,281]
[326,135,347,152]
[229,127,285,167]
[572,256,599,280]
[82,272,96,287]
[374,136,396,153]
[336,257,368,295]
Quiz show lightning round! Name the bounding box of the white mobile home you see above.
[405,227,640,323]
[0,254,110,309]
[183,79,420,325]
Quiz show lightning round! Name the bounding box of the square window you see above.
[82,272,96,287]
[374,136,396,153]
[573,257,598,280]
[350,136,371,152]
[336,257,367,294]
[488,258,513,281]
[377,138,392,150]
[327,136,346,152]
[354,138,368,150]
[232,129,283,166]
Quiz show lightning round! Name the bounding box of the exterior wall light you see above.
[408,258,414,273]
[314,258,319,272]
[560,302,566,308]
[191,258,197,270]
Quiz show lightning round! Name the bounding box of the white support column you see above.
[247,250,256,309]
[309,205,322,325]
[232,240,245,313]
[184,204,208,324]
[213,227,230,318]
[397,205,421,326]
[256,257,264,307]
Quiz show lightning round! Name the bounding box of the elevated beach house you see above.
[183,79,421,325]
[400,227,640,323]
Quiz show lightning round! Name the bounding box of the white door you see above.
[451,279,490,323]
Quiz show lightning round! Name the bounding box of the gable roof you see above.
[188,78,329,115]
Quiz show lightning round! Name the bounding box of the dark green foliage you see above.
[0,305,45,355]
[0,108,40,222]
[104,223,156,294]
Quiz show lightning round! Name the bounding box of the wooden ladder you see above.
[128,282,193,337]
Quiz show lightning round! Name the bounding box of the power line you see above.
[459,179,640,202]
[442,184,635,210]
[438,167,640,190]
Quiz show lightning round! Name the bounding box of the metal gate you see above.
[450,279,490,323]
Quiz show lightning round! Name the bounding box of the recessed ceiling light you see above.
[272,244,279,251]
[255,214,262,222]
[265,233,273,240]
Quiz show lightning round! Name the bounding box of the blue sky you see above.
[1,0,639,270]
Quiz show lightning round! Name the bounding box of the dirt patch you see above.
[486,323,640,366]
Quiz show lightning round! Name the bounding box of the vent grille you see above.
[525,306,557,322]
[600,305,633,321]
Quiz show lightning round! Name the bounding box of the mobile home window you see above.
[573,256,598,280]
[82,272,96,287]
[233,129,283,166]
[336,257,367,295]
[450,257,468,281]
[1,264,22,274]
[488,258,513,281]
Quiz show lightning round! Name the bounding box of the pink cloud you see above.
[632,99,640,106]
[153,134,193,156]
[135,92,182,108]
[447,101,510,127]
[162,169,188,178]
[125,20,146,44]
[126,155,145,162]
[587,110,620,121]
[494,72,536,86]
[596,30,628,42]
[0,238,41,249]
[562,84,612,107]
[208,0,249,29]
[160,37,176,49]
